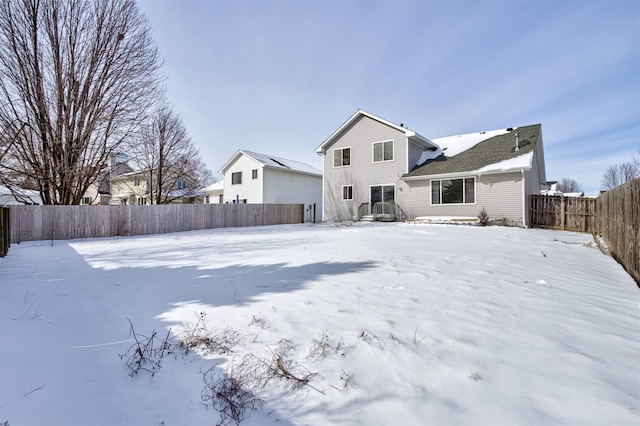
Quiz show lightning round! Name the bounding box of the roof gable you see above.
[404,124,541,178]
[315,109,437,155]
[219,150,321,176]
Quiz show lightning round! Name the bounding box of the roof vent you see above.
[515,132,520,151]
[506,127,514,131]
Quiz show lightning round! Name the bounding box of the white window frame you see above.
[231,171,242,185]
[372,139,394,163]
[333,147,351,168]
[430,177,476,205]
[342,185,353,201]
[81,196,92,205]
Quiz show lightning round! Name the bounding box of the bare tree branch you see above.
[601,161,639,190]
[0,0,162,204]
[556,178,583,193]
[126,105,211,204]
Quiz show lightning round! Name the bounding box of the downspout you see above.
[521,169,526,228]
[320,152,325,223]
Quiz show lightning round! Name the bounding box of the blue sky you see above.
[137,0,639,196]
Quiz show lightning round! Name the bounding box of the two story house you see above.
[218,150,322,222]
[315,110,546,227]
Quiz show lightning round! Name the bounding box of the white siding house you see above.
[218,150,322,222]
[202,181,224,204]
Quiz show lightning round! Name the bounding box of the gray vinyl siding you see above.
[322,115,407,221]
[398,171,525,225]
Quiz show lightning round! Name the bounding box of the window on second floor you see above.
[373,140,393,162]
[333,147,351,168]
[252,169,258,179]
[134,177,140,186]
[232,171,242,185]
[177,180,186,190]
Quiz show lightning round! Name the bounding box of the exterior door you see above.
[370,185,395,208]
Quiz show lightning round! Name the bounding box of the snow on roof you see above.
[475,151,533,174]
[202,181,224,192]
[432,128,512,158]
[241,150,321,176]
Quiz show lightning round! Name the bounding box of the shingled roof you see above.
[404,124,541,178]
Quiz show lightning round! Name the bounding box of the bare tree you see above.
[127,106,211,204]
[601,161,639,190]
[0,0,162,204]
[556,178,583,193]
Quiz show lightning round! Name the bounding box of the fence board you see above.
[9,203,304,243]
[597,178,639,285]
[529,194,597,232]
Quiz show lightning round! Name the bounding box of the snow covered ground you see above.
[1,223,638,426]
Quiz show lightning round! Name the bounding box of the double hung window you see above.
[333,147,351,167]
[342,185,353,200]
[373,140,393,162]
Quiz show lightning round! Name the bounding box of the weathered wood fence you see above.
[530,178,639,285]
[596,178,639,285]
[0,207,9,257]
[529,195,597,232]
[9,203,304,243]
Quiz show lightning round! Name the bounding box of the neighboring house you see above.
[0,186,42,205]
[202,181,224,204]
[110,168,201,205]
[218,150,322,222]
[315,110,546,227]
[80,154,134,205]
[541,181,584,197]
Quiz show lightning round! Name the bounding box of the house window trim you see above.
[342,185,353,201]
[372,139,394,163]
[333,147,351,168]
[430,177,477,205]
[231,171,242,185]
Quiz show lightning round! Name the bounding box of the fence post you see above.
[560,195,565,230]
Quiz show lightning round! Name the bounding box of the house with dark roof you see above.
[218,150,322,222]
[315,110,546,227]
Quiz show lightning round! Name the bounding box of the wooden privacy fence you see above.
[529,195,597,232]
[530,178,639,285]
[596,178,639,285]
[9,203,304,243]
[0,207,9,257]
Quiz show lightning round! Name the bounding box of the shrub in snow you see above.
[477,208,490,226]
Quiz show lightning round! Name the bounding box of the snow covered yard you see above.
[1,223,638,426]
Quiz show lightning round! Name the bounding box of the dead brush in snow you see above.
[202,350,320,425]
[179,312,243,355]
[358,329,385,349]
[201,366,263,426]
[120,318,174,377]
[236,351,319,391]
[305,330,346,361]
